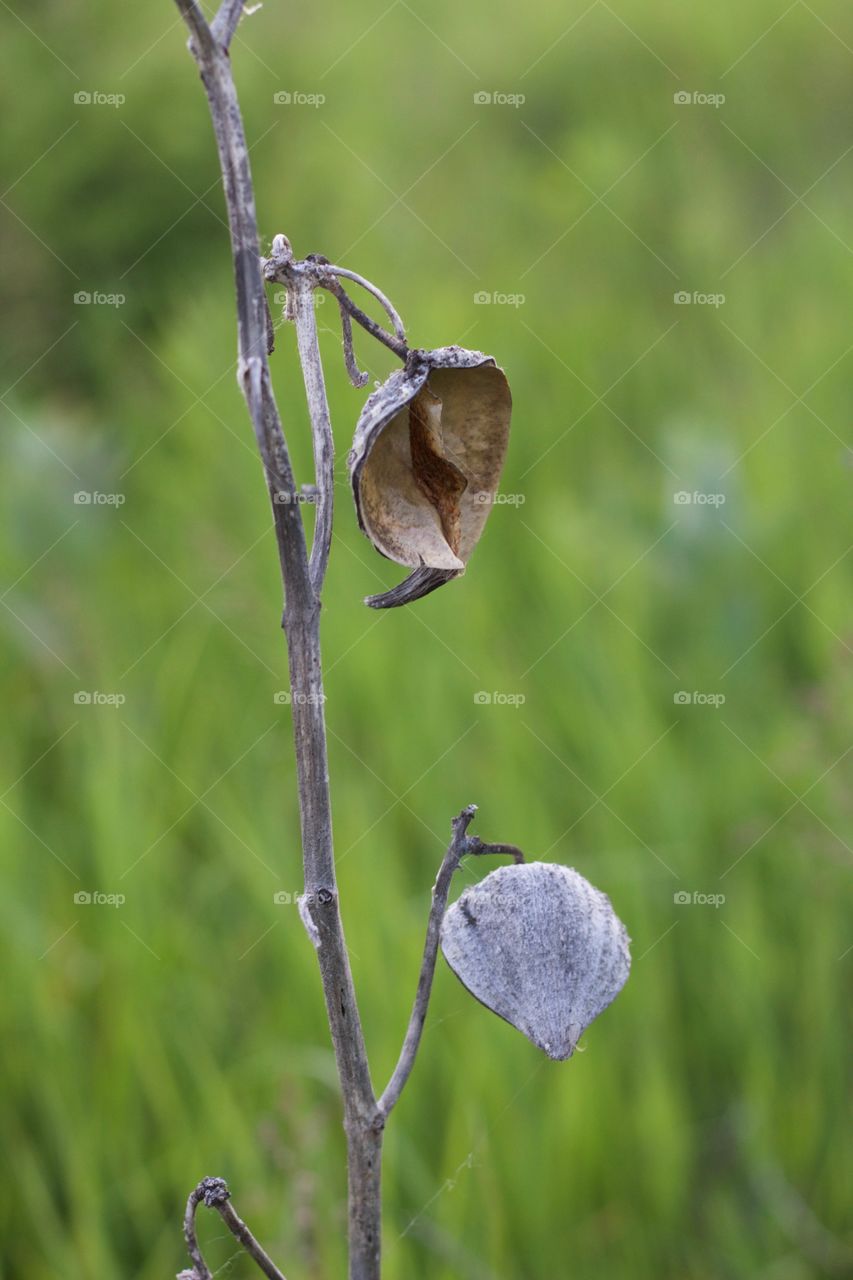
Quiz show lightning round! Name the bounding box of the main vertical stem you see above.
[347,1126,383,1280]
[175,13,383,1275]
[284,598,383,1280]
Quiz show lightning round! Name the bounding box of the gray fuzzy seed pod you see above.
[441,861,631,1060]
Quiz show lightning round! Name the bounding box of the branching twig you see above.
[322,265,407,343]
[262,242,409,367]
[322,275,409,360]
[378,805,525,1117]
[183,1178,289,1280]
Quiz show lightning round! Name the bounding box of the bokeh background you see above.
[1,1,851,1277]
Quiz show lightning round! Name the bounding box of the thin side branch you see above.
[323,276,409,360]
[182,1178,289,1280]
[338,300,370,388]
[174,0,215,53]
[322,265,407,343]
[211,0,247,46]
[182,1181,214,1280]
[378,806,525,1117]
[468,838,525,862]
[291,274,335,592]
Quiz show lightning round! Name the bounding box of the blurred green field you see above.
[1,0,851,1277]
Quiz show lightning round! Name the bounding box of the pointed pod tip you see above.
[364,566,461,609]
[538,1021,583,1061]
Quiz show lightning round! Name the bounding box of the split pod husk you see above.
[348,346,512,608]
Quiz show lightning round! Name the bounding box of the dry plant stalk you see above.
[170,5,631,1278]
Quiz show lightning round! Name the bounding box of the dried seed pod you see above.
[440,861,630,1060]
[348,346,512,608]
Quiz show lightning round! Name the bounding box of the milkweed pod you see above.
[440,862,631,1061]
[348,346,512,608]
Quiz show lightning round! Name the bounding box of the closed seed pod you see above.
[348,346,512,608]
[440,861,631,1060]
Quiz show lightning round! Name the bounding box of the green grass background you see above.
[1,0,851,1276]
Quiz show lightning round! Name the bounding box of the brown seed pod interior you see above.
[349,347,512,607]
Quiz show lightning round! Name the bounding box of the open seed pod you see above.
[348,346,512,608]
[440,862,630,1060]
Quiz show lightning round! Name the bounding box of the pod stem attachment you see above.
[262,238,410,369]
